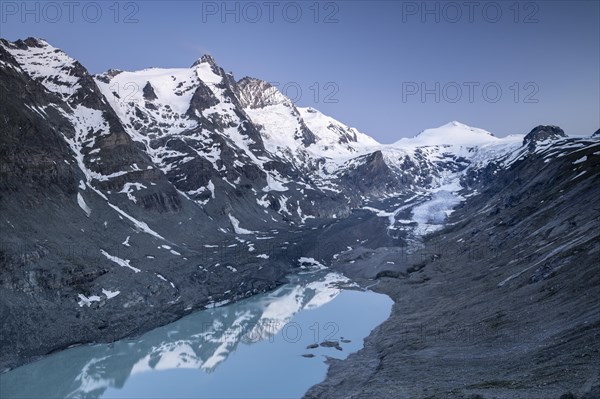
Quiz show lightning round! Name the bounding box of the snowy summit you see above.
[394,121,499,147]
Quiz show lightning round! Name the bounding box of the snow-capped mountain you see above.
[1,37,598,371]
[396,120,497,146]
[238,77,378,160]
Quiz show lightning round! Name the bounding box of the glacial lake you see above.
[0,271,392,399]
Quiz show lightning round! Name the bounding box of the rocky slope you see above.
[0,37,598,399]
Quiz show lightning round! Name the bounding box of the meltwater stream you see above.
[0,271,392,399]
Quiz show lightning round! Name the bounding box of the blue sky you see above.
[1,0,598,142]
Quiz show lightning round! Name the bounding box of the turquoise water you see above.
[0,271,392,399]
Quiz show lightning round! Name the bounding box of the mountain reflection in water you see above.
[0,271,392,399]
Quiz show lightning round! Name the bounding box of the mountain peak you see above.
[191,54,218,68]
[404,121,497,146]
[442,120,469,129]
[18,37,50,48]
[523,125,567,147]
[1,37,51,51]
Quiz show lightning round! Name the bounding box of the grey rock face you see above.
[237,76,317,147]
[143,81,158,101]
[237,77,289,109]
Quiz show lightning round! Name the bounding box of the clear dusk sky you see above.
[1,0,599,142]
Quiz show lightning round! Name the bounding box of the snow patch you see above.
[102,289,120,299]
[77,294,101,307]
[228,214,256,235]
[100,250,140,273]
[77,193,91,217]
[108,203,165,240]
[298,257,327,270]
